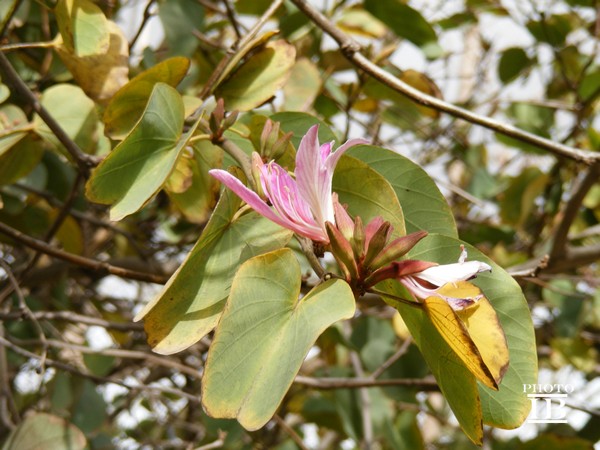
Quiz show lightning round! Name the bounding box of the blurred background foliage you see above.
[0,0,599,448]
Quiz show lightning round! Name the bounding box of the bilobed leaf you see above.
[347,146,457,237]
[216,40,296,111]
[1,413,86,450]
[55,21,129,104]
[33,84,98,154]
[104,56,190,139]
[55,0,109,56]
[86,83,194,221]
[333,155,406,238]
[202,248,355,430]
[135,188,293,354]
[423,294,497,390]
[364,0,437,48]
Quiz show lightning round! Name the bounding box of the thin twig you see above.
[129,0,156,50]
[289,0,600,165]
[0,310,143,331]
[0,221,169,284]
[549,162,600,261]
[273,415,309,450]
[371,337,412,379]
[296,236,326,278]
[12,337,201,378]
[222,0,242,39]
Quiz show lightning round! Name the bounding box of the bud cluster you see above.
[325,196,427,293]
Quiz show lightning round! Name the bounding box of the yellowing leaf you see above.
[399,69,442,118]
[336,8,387,38]
[423,293,498,390]
[283,57,321,111]
[392,312,411,340]
[55,0,109,57]
[216,40,296,111]
[164,151,194,194]
[103,56,190,139]
[55,21,129,104]
[455,290,510,386]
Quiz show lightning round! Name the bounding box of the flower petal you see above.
[416,260,492,287]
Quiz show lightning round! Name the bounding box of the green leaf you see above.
[2,413,86,450]
[333,155,406,238]
[158,0,204,57]
[216,40,296,111]
[527,15,572,47]
[104,56,191,139]
[33,84,98,154]
[54,0,109,57]
[135,189,293,354]
[0,134,45,186]
[202,248,355,430]
[498,47,531,83]
[86,83,194,221]
[499,167,548,227]
[364,0,437,48]
[346,145,457,237]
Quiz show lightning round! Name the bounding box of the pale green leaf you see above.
[202,248,355,430]
[135,189,293,354]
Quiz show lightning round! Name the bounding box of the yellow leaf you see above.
[423,292,498,390]
[164,151,194,194]
[455,291,510,386]
[392,311,411,340]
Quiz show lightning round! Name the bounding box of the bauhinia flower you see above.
[366,245,492,310]
[209,125,367,242]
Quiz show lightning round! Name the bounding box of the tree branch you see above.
[0,221,169,284]
[0,52,97,174]
[294,375,438,390]
[289,0,600,165]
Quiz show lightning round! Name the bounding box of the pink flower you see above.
[209,125,367,242]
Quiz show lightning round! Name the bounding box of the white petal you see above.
[416,261,492,287]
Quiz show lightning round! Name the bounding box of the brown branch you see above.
[0,52,97,173]
[550,162,600,261]
[289,0,600,165]
[0,221,169,284]
[294,375,438,390]
[0,310,143,332]
[273,415,309,450]
[13,338,201,378]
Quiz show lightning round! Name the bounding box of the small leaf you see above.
[2,413,87,450]
[55,0,109,57]
[202,248,355,430]
[336,8,387,38]
[498,47,531,83]
[135,188,292,354]
[216,39,296,111]
[55,21,129,104]
[86,83,193,221]
[0,104,29,157]
[364,0,437,48]
[0,134,45,186]
[103,56,190,139]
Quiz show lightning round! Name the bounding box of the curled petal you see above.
[415,260,492,286]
